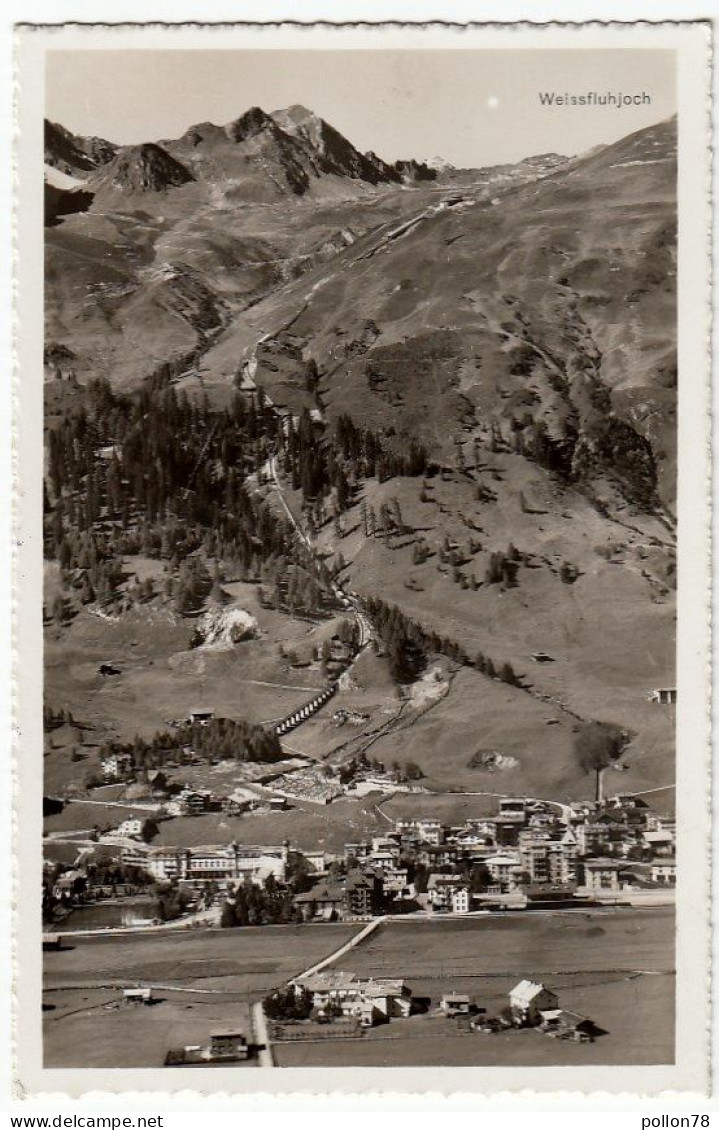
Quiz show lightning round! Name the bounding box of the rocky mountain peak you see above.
[95,143,195,193]
[44,119,117,177]
[224,106,276,143]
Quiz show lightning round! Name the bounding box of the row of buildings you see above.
[120,841,291,884]
[284,971,594,1039]
[49,790,673,924]
[289,972,413,1029]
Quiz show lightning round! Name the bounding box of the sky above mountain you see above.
[46,48,675,167]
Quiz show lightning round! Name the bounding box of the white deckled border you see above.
[10,16,713,1102]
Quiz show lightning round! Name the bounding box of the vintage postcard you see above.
[13,18,711,1096]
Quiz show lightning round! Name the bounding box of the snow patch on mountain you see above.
[44,164,88,190]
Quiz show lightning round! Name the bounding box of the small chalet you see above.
[101,752,134,781]
[440,993,471,1017]
[609,793,648,811]
[189,707,215,726]
[208,1028,249,1061]
[268,796,289,811]
[539,1008,595,1042]
[116,817,144,839]
[122,987,154,1006]
[180,789,212,815]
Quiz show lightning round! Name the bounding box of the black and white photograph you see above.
[10,18,711,1097]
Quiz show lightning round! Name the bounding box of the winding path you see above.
[293,916,384,982]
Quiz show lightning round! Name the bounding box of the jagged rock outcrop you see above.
[394,158,437,183]
[44,119,117,176]
[91,143,195,193]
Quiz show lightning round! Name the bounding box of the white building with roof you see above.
[509,980,559,1025]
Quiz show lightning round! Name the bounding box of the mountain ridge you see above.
[44,104,573,203]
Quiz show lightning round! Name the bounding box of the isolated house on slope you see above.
[189,706,214,725]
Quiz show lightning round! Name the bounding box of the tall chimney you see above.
[596,768,604,805]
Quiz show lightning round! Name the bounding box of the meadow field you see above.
[44,907,674,1069]
[273,908,675,1067]
[43,921,357,1068]
[274,972,673,1066]
[336,907,675,982]
[43,922,355,993]
[43,988,255,1070]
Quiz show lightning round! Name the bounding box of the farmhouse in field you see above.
[122,986,154,1006]
[293,970,358,1009]
[358,979,412,1021]
[509,980,559,1026]
[166,1027,250,1066]
[440,992,472,1016]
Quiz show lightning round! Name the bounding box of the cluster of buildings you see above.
[280,971,595,1041]
[289,971,413,1029]
[293,793,676,920]
[112,791,675,915]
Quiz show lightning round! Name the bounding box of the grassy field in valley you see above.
[273,908,674,1067]
[43,988,255,1069]
[274,972,673,1066]
[43,922,357,1068]
[44,922,355,991]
